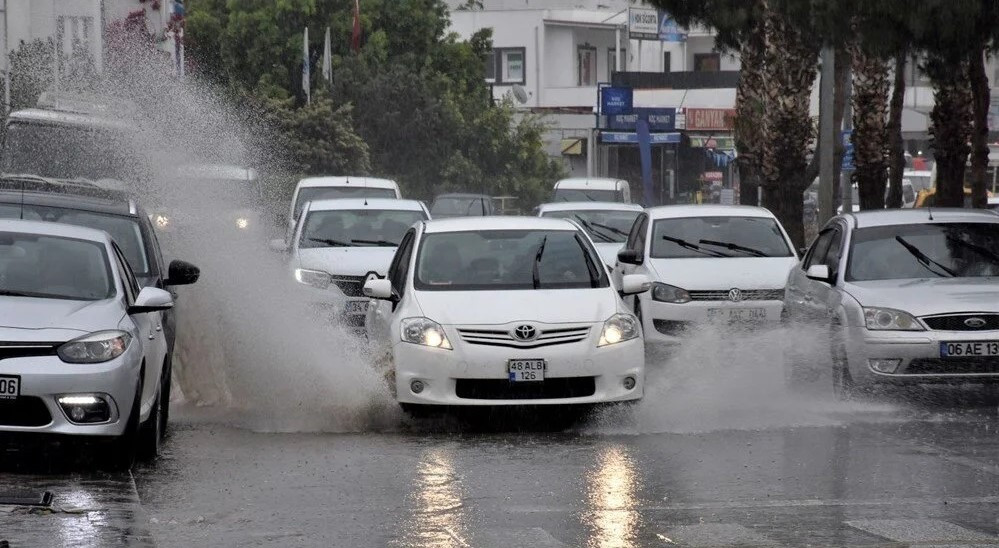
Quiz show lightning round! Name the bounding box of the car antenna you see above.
[928,206,933,221]
[19,179,25,220]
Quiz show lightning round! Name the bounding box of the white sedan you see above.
[613,205,799,344]
[363,216,650,413]
[535,201,643,268]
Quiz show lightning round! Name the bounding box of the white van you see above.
[552,178,631,203]
[288,176,402,236]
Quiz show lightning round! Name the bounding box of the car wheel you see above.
[634,297,645,336]
[400,403,435,418]
[106,380,141,471]
[160,357,172,440]
[831,340,860,400]
[138,379,162,462]
[782,313,818,389]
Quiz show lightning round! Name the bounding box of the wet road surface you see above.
[1,388,997,547]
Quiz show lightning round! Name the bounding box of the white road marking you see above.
[663,523,779,547]
[845,519,998,545]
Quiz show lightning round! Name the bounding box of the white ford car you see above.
[362,217,651,413]
[536,201,644,268]
[614,205,798,344]
[275,198,429,327]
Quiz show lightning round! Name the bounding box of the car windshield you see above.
[0,232,113,301]
[2,122,144,182]
[299,209,426,248]
[431,197,490,217]
[553,188,619,202]
[165,176,263,209]
[650,216,793,258]
[294,186,398,217]
[0,204,150,276]
[541,209,640,243]
[847,222,999,281]
[414,229,607,291]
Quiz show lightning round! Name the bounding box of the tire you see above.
[782,314,819,389]
[400,403,436,418]
[634,297,645,336]
[106,380,141,471]
[831,339,861,400]
[137,379,162,462]
[160,357,173,440]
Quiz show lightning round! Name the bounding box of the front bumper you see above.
[0,351,139,437]
[393,326,645,406]
[641,298,784,344]
[844,326,999,383]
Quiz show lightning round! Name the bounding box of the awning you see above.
[600,131,681,144]
[688,135,735,149]
[561,138,585,155]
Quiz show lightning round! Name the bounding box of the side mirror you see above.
[621,274,652,295]
[617,248,643,265]
[805,264,832,284]
[164,259,200,286]
[129,287,174,314]
[269,239,289,253]
[363,278,395,300]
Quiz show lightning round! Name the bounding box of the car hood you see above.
[594,242,625,268]
[646,257,798,290]
[0,297,122,336]
[845,278,999,316]
[296,247,397,277]
[414,289,619,326]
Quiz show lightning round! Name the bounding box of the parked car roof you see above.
[296,176,398,189]
[0,218,113,243]
[422,216,577,234]
[843,208,999,228]
[537,201,643,213]
[645,204,775,220]
[0,176,137,216]
[305,198,425,212]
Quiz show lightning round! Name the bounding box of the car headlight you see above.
[58,331,132,363]
[236,217,249,230]
[863,307,924,331]
[400,317,452,350]
[153,214,170,229]
[651,282,691,304]
[598,313,640,347]
[294,268,332,290]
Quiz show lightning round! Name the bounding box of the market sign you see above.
[600,131,681,144]
[684,108,736,131]
[600,86,633,115]
[606,107,676,131]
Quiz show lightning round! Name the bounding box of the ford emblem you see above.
[964,317,987,329]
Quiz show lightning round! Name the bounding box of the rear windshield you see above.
[0,232,113,301]
[552,188,620,203]
[650,216,793,258]
[300,209,426,248]
[431,197,490,217]
[294,186,398,217]
[847,222,999,281]
[541,209,639,244]
[414,229,608,291]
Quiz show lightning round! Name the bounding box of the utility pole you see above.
[840,67,854,213]
[1,0,8,114]
[818,46,835,226]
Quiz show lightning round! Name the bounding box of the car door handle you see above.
[155,324,162,332]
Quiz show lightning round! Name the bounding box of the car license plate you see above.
[707,308,767,321]
[0,375,20,400]
[940,341,999,358]
[508,359,546,382]
[344,300,368,315]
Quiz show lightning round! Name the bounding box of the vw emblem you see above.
[964,317,987,329]
[728,288,743,302]
[512,325,538,341]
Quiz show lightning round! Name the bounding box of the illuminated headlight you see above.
[598,313,640,347]
[236,217,249,230]
[153,214,170,229]
[863,307,924,331]
[651,282,691,304]
[400,317,452,350]
[57,331,131,363]
[57,394,112,423]
[294,268,332,290]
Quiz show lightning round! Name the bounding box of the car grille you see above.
[653,320,692,336]
[0,343,59,361]
[331,275,366,297]
[457,326,590,349]
[905,358,999,375]
[455,377,596,400]
[0,397,52,427]
[687,289,785,301]
[921,314,999,331]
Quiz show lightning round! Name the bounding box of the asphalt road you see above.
[1,383,997,547]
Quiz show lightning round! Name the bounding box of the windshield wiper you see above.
[308,237,351,247]
[895,236,956,277]
[574,215,615,242]
[532,236,547,289]
[946,235,999,264]
[350,239,398,247]
[0,289,39,297]
[662,235,729,257]
[575,234,602,288]
[699,238,769,257]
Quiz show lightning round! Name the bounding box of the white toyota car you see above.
[274,198,429,327]
[536,201,644,268]
[613,205,798,344]
[362,217,651,413]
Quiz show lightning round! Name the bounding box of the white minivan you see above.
[363,216,651,413]
[552,178,632,203]
[287,177,402,237]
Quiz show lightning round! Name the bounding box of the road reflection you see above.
[396,447,469,547]
[582,445,641,548]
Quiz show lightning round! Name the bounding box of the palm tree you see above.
[849,34,890,210]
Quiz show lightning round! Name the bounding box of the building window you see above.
[663,52,672,73]
[485,47,525,84]
[607,48,626,80]
[694,53,721,72]
[578,46,597,86]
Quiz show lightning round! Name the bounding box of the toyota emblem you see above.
[964,317,987,329]
[512,325,538,341]
[728,288,743,302]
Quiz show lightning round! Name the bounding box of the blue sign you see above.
[658,15,686,42]
[600,87,633,115]
[606,107,676,131]
[600,132,681,144]
[841,130,854,171]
